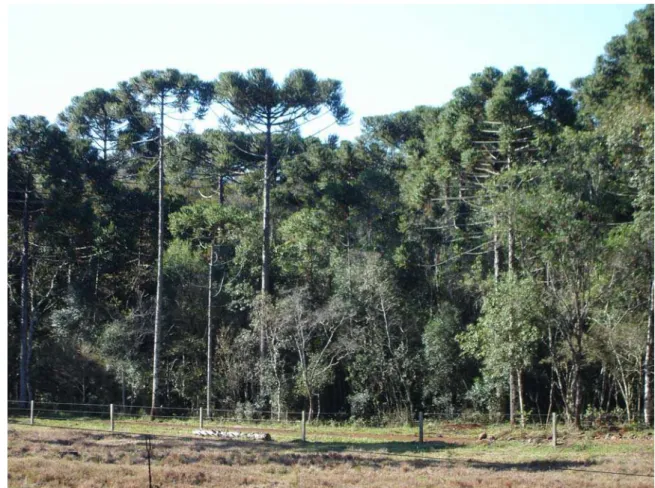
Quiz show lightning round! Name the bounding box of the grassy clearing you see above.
[9,413,652,444]
[7,419,654,487]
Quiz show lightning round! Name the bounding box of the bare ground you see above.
[7,425,654,487]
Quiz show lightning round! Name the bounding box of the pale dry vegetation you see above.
[7,425,653,487]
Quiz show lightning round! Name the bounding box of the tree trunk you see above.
[644,279,654,425]
[93,258,99,324]
[19,186,30,407]
[151,96,165,419]
[573,364,582,429]
[517,368,525,427]
[218,175,225,205]
[261,122,272,359]
[506,153,513,275]
[493,223,500,283]
[491,215,503,421]
[206,245,213,418]
[276,378,282,422]
[507,229,514,275]
[507,220,516,426]
[308,391,315,422]
[509,369,516,426]
[599,366,606,411]
[546,366,554,425]
[637,374,642,423]
[121,367,126,408]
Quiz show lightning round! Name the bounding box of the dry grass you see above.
[7,424,654,487]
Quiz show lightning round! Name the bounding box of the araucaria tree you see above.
[213,68,350,365]
[125,69,212,417]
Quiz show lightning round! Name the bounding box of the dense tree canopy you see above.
[7,6,653,426]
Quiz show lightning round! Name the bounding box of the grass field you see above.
[7,417,654,487]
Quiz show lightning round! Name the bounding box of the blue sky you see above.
[8,4,643,141]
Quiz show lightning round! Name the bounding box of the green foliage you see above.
[422,303,469,412]
[214,68,350,128]
[459,275,543,379]
[6,7,653,424]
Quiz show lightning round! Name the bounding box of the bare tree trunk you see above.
[308,390,315,422]
[276,378,282,422]
[517,368,525,427]
[507,231,514,276]
[493,223,500,283]
[599,365,606,411]
[644,279,654,425]
[121,367,126,408]
[206,245,213,418]
[19,186,30,407]
[611,336,633,422]
[508,215,516,426]
[492,215,504,421]
[546,365,554,425]
[549,323,572,424]
[637,374,642,422]
[151,96,165,419]
[261,121,272,360]
[509,369,516,426]
[606,381,614,412]
[573,364,582,429]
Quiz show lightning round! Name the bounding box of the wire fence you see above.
[7,400,655,482]
[8,399,653,431]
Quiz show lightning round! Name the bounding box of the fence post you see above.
[418,412,424,443]
[30,400,34,425]
[199,407,204,429]
[552,413,557,447]
[301,410,306,442]
[110,404,115,432]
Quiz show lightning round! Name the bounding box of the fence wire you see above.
[7,400,653,429]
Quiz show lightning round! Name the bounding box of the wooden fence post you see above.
[552,413,557,447]
[30,400,34,425]
[199,407,204,429]
[418,412,424,443]
[110,404,115,432]
[301,410,306,442]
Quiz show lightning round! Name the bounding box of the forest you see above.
[7,6,653,429]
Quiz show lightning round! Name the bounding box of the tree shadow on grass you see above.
[10,426,607,474]
[286,439,461,454]
[463,458,599,472]
[182,438,599,473]
[211,438,605,471]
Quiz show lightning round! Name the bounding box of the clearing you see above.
[7,420,654,487]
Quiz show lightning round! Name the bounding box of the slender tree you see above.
[124,69,212,417]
